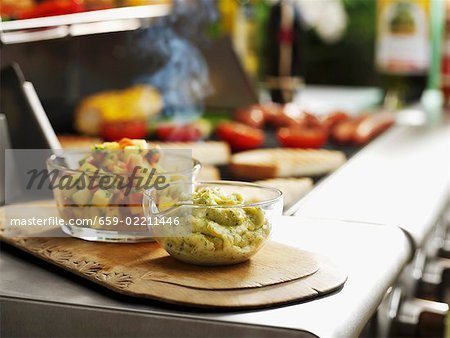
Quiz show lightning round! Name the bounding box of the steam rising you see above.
[134,0,217,121]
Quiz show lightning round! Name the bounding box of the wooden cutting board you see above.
[0,204,347,309]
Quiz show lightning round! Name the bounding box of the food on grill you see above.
[320,111,351,132]
[331,112,395,145]
[155,119,212,142]
[259,102,285,123]
[230,148,346,180]
[216,121,265,151]
[101,120,149,141]
[267,103,304,128]
[231,103,393,149]
[75,85,163,136]
[331,114,369,144]
[277,125,327,148]
[254,178,313,209]
[155,123,202,142]
[275,111,345,148]
[331,119,360,144]
[234,105,266,128]
[147,141,230,166]
[233,103,310,129]
[230,104,372,150]
[353,112,395,145]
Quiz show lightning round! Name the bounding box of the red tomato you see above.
[277,126,328,148]
[270,113,302,128]
[155,123,202,142]
[269,104,302,128]
[321,111,350,131]
[234,105,265,128]
[270,108,321,129]
[297,112,323,128]
[216,122,265,151]
[259,102,284,122]
[101,120,148,141]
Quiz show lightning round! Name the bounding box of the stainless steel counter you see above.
[3,122,448,337]
[294,123,450,248]
[1,217,411,338]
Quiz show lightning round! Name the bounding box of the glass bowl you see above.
[47,149,201,242]
[143,181,283,265]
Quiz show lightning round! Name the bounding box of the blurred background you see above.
[1,3,450,336]
[1,0,448,139]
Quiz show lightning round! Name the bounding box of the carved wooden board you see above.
[0,204,347,309]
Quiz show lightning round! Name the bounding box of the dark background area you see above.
[0,0,403,134]
[303,0,377,86]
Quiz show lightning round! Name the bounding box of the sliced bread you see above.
[148,141,230,166]
[230,148,346,180]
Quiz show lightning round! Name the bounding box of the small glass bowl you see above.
[47,150,201,242]
[143,181,283,265]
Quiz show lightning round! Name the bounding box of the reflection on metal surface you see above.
[0,4,171,44]
[1,5,170,31]
[69,19,141,36]
[0,26,69,44]
[293,124,450,248]
[396,108,427,126]
[0,217,412,338]
[393,297,448,336]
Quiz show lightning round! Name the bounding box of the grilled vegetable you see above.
[75,85,162,136]
[216,122,265,151]
[277,125,328,148]
[353,112,395,145]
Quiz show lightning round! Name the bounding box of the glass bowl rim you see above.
[144,180,283,209]
[46,150,202,178]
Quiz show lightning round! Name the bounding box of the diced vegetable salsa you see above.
[54,138,163,230]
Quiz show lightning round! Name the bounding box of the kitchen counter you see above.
[1,217,411,338]
[2,122,447,337]
[294,123,450,249]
